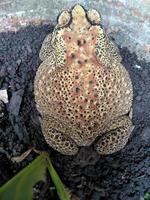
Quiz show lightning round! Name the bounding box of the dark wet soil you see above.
[0,24,150,200]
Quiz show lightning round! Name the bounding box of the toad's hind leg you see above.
[95,115,134,155]
[41,117,79,155]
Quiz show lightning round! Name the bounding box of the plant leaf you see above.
[46,153,71,200]
[0,153,47,200]
[144,193,150,200]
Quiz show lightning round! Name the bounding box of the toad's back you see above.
[34,4,133,154]
[35,27,132,145]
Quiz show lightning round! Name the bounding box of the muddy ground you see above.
[0,24,150,200]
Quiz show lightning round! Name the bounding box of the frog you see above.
[34,4,134,155]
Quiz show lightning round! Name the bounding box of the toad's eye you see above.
[87,9,101,25]
[58,10,71,27]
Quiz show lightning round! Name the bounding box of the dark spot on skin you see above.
[93,111,96,116]
[75,87,80,93]
[76,122,81,128]
[93,121,98,128]
[71,53,75,58]
[84,98,88,102]
[77,40,81,46]
[92,37,95,40]
[69,37,71,40]
[55,135,59,139]
[88,126,92,130]
[70,144,74,148]
[79,105,83,110]
[78,60,82,64]
[103,112,106,116]
[89,80,93,84]
[84,59,87,63]
[65,142,69,146]
[75,75,79,79]
[90,99,94,104]
[83,40,86,44]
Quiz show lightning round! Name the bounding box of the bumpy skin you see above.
[34,4,134,155]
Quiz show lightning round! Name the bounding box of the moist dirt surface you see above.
[0,24,150,200]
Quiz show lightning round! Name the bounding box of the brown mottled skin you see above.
[34,4,134,155]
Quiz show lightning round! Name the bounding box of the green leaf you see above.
[0,151,72,200]
[46,153,71,200]
[144,193,150,200]
[0,153,47,200]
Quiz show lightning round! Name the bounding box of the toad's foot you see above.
[95,115,134,155]
[42,117,79,155]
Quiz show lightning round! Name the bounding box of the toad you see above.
[34,4,134,155]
